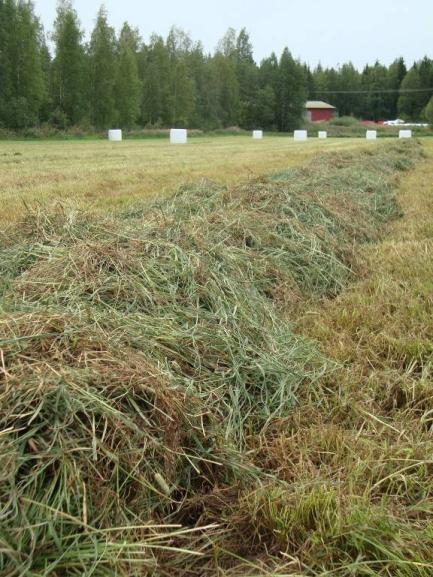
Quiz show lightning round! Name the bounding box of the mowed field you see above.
[0,135,373,222]
[2,137,433,575]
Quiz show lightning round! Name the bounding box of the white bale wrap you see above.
[253,130,263,139]
[399,129,412,139]
[366,130,377,140]
[170,129,188,144]
[318,131,327,139]
[108,129,122,142]
[294,130,308,141]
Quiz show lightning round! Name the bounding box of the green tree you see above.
[234,28,258,128]
[212,52,240,126]
[187,44,219,129]
[170,58,195,126]
[387,57,406,118]
[424,96,433,125]
[338,63,362,116]
[322,67,339,111]
[303,64,315,99]
[88,6,117,128]
[5,1,433,133]
[0,0,14,125]
[166,26,192,57]
[166,27,196,126]
[2,0,47,128]
[258,53,279,128]
[216,27,237,58]
[139,35,171,126]
[275,48,306,131]
[398,66,425,120]
[51,0,86,125]
[114,23,141,128]
[361,62,389,120]
[417,57,433,111]
[254,85,276,129]
[39,34,52,123]
[313,64,342,113]
[259,53,279,90]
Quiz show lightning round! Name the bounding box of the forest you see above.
[1,0,433,132]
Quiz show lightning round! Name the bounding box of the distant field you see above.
[0,135,374,223]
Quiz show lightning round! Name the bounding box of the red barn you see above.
[305,101,336,122]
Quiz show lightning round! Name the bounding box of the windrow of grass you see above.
[233,145,433,577]
[0,140,424,576]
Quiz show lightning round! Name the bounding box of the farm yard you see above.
[1,135,433,576]
[0,136,373,223]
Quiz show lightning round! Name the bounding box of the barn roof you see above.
[305,101,336,109]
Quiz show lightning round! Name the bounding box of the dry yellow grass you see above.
[236,141,433,576]
[0,135,373,223]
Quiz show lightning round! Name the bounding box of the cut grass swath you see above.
[0,140,425,575]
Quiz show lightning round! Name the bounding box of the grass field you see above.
[1,138,432,576]
[0,135,373,223]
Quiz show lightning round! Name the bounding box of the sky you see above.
[35,0,432,69]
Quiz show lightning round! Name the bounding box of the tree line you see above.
[1,0,433,132]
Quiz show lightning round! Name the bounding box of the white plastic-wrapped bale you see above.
[252,130,263,139]
[170,129,188,144]
[108,129,122,142]
[366,130,377,140]
[318,131,327,139]
[294,130,308,141]
[399,130,412,139]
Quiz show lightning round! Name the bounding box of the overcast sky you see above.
[36,0,431,69]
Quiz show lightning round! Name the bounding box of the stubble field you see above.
[0,135,372,223]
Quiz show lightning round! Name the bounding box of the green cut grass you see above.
[0,140,427,576]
